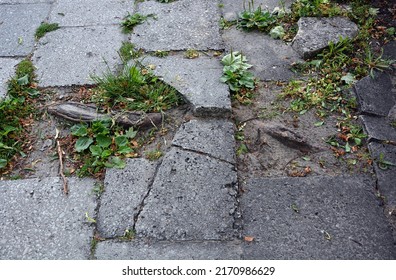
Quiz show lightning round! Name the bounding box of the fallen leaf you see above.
[244,236,254,242]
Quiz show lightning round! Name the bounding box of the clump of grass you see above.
[119,42,142,62]
[153,50,169,58]
[35,22,59,39]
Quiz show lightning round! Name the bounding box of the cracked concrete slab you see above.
[241,175,396,259]
[97,159,157,238]
[172,118,236,164]
[0,3,51,56]
[221,0,294,21]
[361,115,396,143]
[223,27,301,81]
[142,54,231,117]
[369,142,396,207]
[130,0,223,51]
[0,57,21,98]
[354,72,395,117]
[49,0,134,27]
[95,239,242,260]
[135,147,238,241]
[32,25,123,87]
[292,17,359,59]
[0,177,97,260]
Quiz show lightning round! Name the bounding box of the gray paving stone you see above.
[361,115,396,142]
[172,119,236,164]
[135,147,238,240]
[222,27,301,81]
[383,40,396,60]
[221,0,294,21]
[49,0,134,27]
[97,159,157,238]
[0,177,97,260]
[142,55,231,117]
[369,142,396,207]
[242,176,396,259]
[95,239,242,260]
[292,17,359,59]
[354,72,395,117]
[0,3,51,56]
[130,0,223,51]
[32,26,123,87]
[0,1,50,3]
[0,57,20,98]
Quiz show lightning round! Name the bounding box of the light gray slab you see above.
[142,55,231,117]
[223,27,301,81]
[135,147,238,240]
[0,58,21,98]
[0,3,51,56]
[32,26,123,87]
[97,159,157,238]
[49,0,134,26]
[361,115,396,142]
[172,118,236,164]
[292,17,359,59]
[130,0,223,51]
[369,142,396,207]
[221,0,294,21]
[0,177,97,260]
[354,72,395,117]
[95,239,242,260]
[0,1,51,3]
[242,176,396,259]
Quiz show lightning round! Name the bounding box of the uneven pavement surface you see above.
[1,0,396,260]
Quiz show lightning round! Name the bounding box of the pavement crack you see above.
[172,144,235,166]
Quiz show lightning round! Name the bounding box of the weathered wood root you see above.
[47,102,162,129]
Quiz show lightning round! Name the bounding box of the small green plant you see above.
[119,42,142,61]
[184,49,200,59]
[35,22,59,39]
[154,50,169,57]
[364,49,395,78]
[92,182,105,197]
[156,0,174,3]
[71,120,138,176]
[145,149,163,160]
[121,13,154,33]
[291,0,342,18]
[220,51,255,92]
[377,153,396,170]
[237,2,276,32]
[120,229,135,241]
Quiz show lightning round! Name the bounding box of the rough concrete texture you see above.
[354,72,395,117]
[0,177,97,260]
[0,3,51,56]
[172,118,236,164]
[383,40,396,60]
[130,0,223,51]
[135,147,238,240]
[223,27,301,81]
[97,159,157,238]
[242,176,396,259]
[142,55,231,117]
[49,0,134,27]
[0,58,20,98]
[292,17,359,59]
[33,26,123,87]
[0,0,50,3]
[221,0,294,21]
[361,115,396,142]
[369,142,396,207]
[95,239,242,260]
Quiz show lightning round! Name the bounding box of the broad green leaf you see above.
[110,157,126,169]
[125,127,137,139]
[89,145,102,156]
[71,124,88,137]
[101,149,112,158]
[1,125,18,136]
[75,137,93,152]
[17,75,29,86]
[117,146,133,154]
[314,121,324,127]
[96,134,112,148]
[269,25,285,39]
[0,159,7,169]
[92,120,110,135]
[341,73,357,85]
[345,142,351,153]
[115,135,128,147]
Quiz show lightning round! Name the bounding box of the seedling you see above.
[121,13,155,33]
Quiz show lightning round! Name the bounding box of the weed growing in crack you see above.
[144,149,163,161]
[121,13,155,33]
[119,42,143,62]
[237,1,276,32]
[35,22,59,39]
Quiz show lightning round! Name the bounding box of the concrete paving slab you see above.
[0,177,97,260]
[369,142,396,207]
[97,159,157,238]
[292,17,358,59]
[49,0,134,27]
[172,118,236,164]
[0,3,51,56]
[142,55,231,117]
[354,72,395,117]
[32,25,123,87]
[0,1,51,3]
[221,0,294,21]
[130,0,223,51]
[135,147,238,241]
[361,115,396,142]
[241,176,396,259]
[383,40,396,60]
[95,239,242,260]
[0,57,20,98]
[222,27,301,81]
